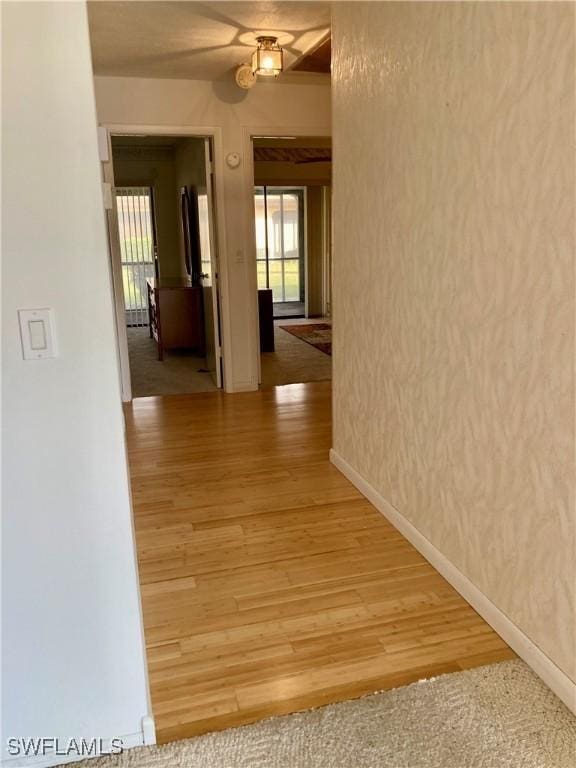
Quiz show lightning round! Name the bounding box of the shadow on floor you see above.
[260,320,332,388]
[127,327,217,397]
[273,301,305,318]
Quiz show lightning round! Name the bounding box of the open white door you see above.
[197,138,222,388]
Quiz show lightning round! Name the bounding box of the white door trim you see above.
[100,129,131,401]
[201,136,222,389]
[99,123,232,397]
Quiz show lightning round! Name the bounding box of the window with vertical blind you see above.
[115,186,156,327]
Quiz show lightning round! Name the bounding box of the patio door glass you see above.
[254,187,304,306]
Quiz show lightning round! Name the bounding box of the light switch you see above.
[18,309,56,360]
[28,320,47,350]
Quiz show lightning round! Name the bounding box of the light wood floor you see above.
[125,382,514,745]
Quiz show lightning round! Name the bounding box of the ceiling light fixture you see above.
[252,36,283,77]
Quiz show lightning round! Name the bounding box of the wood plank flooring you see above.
[125,381,514,744]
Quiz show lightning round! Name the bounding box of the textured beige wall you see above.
[332,2,575,680]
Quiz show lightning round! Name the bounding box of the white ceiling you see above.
[88,1,331,81]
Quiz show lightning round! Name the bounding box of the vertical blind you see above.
[116,187,155,327]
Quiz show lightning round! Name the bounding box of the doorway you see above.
[251,136,333,388]
[105,133,224,399]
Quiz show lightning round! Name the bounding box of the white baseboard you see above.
[1,716,156,768]
[228,380,258,393]
[330,448,576,715]
[141,716,156,747]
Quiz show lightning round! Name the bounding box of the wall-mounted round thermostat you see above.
[226,152,241,169]
[235,64,256,90]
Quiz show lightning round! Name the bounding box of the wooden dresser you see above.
[147,278,204,361]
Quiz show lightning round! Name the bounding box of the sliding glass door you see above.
[255,187,305,313]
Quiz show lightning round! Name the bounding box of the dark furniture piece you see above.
[147,277,204,361]
[258,289,275,353]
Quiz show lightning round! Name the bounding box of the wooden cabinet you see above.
[147,278,204,361]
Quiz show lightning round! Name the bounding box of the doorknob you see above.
[199,272,209,279]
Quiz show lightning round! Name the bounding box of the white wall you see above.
[94,76,331,391]
[1,3,151,765]
[175,138,206,193]
[331,1,575,707]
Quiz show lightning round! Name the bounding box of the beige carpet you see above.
[69,661,575,767]
[127,321,330,394]
[127,327,217,397]
[260,320,332,388]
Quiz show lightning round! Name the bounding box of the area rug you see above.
[279,323,332,356]
[67,661,575,768]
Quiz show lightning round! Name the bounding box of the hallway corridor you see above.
[125,383,514,744]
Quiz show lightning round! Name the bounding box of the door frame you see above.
[198,137,222,389]
[100,123,231,400]
[322,185,333,318]
[241,126,331,385]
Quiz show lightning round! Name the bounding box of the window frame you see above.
[254,186,306,304]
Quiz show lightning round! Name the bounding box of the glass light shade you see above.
[251,37,283,77]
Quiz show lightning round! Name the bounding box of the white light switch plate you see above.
[18,308,56,360]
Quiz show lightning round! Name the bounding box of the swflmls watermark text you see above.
[7,737,124,758]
